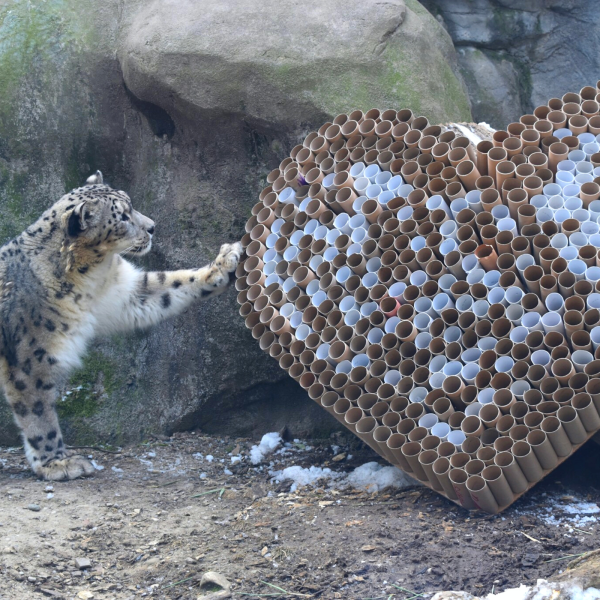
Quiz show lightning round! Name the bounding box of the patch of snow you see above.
[270,465,342,492]
[345,462,416,492]
[269,461,416,493]
[111,466,123,473]
[205,455,214,463]
[433,579,600,600]
[91,460,104,471]
[561,502,599,516]
[250,432,282,465]
[223,469,233,475]
[231,455,242,464]
[199,473,207,479]
[519,496,599,530]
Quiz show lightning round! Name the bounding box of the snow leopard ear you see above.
[64,201,91,237]
[85,170,103,185]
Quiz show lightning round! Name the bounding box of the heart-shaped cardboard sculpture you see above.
[237,89,600,513]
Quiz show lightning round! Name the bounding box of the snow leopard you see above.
[0,171,242,480]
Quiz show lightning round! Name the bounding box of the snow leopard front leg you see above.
[5,380,96,481]
[110,242,242,331]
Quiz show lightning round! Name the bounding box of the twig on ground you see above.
[67,445,122,454]
[519,531,541,543]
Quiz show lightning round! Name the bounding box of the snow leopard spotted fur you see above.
[0,171,242,480]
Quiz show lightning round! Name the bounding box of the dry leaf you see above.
[318,501,334,507]
[345,520,364,527]
[77,592,94,600]
[361,544,377,552]
[261,546,268,556]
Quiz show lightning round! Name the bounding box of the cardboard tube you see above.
[487,147,508,184]
[549,142,569,172]
[512,441,543,483]
[572,392,600,431]
[482,465,513,507]
[386,433,412,472]
[432,457,458,499]
[527,429,558,470]
[467,475,500,514]
[557,405,587,444]
[449,468,477,509]
[530,413,573,457]
[418,450,443,491]
[475,244,498,271]
[494,451,528,493]
[401,442,428,481]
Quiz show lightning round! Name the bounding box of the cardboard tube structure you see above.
[241,94,600,514]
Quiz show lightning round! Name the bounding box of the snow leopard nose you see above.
[147,225,155,235]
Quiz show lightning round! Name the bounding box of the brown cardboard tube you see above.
[586,379,600,413]
[511,441,543,482]
[556,405,588,444]
[494,437,514,453]
[443,376,464,403]
[477,446,497,466]
[523,265,544,296]
[449,469,477,509]
[419,450,444,491]
[548,142,569,172]
[432,457,458,499]
[461,415,484,437]
[386,433,412,472]
[572,393,600,431]
[480,188,502,212]
[467,475,500,514]
[494,451,528,493]
[495,160,516,191]
[482,465,513,507]
[475,244,499,271]
[527,429,558,470]
[530,413,573,457]
[401,442,428,481]
[343,406,363,430]
[462,436,481,457]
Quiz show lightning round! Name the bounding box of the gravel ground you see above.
[0,431,599,600]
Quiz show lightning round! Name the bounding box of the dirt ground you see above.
[0,430,599,600]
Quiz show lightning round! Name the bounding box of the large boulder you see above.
[0,0,471,446]
[421,0,600,128]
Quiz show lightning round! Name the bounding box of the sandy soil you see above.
[0,431,599,600]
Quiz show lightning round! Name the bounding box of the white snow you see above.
[223,469,233,475]
[518,496,600,530]
[231,455,242,464]
[205,455,214,463]
[345,462,416,492]
[250,432,282,465]
[270,465,342,491]
[91,460,104,471]
[269,461,416,493]
[433,579,600,600]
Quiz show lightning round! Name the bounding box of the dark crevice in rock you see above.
[123,83,176,139]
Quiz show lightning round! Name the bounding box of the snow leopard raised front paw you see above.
[215,242,243,279]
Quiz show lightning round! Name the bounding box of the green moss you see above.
[57,351,121,419]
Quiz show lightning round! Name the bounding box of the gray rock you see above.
[421,0,600,127]
[0,0,470,446]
